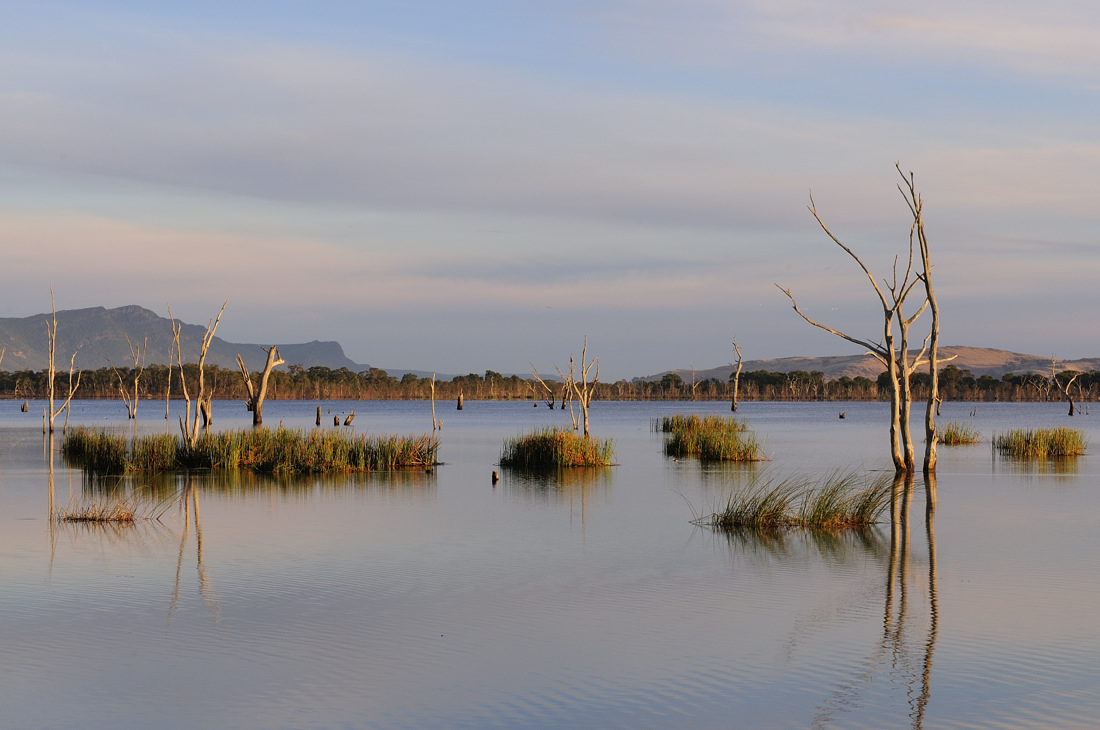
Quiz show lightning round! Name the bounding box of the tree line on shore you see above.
[2,362,1098,404]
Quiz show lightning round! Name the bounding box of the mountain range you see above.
[1,305,1094,381]
[650,346,1100,383]
[0,305,366,373]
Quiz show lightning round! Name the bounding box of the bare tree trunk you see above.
[430,372,439,431]
[44,288,81,433]
[897,166,942,475]
[237,346,285,426]
[109,335,147,419]
[781,183,931,475]
[730,339,743,412]
[171,302,226,448]
[555,339,598,437]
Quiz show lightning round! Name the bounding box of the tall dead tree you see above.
[778,184,930,475]
[236,346,284,426]
[730,338,743,412]
[530,365,559,409]
[1050,357,1081,417]
[898,166,942,480]
[109,335,147,419]
[170,302,226,448]
[555,337,599,438]
[44,288,82,434]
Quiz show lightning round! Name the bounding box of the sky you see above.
[2,1,1099,380]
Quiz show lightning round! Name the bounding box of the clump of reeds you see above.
[63,427,439,475]
[700,471,892,531]
[661,413,763,461]
[659,414,749,434]
[61,426,129,474]
[992,427,1086,458]
[57,499,137,523]
[55,493,174,524]
[499,427,614,469]
[940,421,981,446]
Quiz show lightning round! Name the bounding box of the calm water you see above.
[2,398,1100,729]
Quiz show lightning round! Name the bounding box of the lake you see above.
[2,398,1099,729]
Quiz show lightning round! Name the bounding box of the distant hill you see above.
[0,305,367,372]
[649,346,1100,383]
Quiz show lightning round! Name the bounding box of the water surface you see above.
[2,399,1099,728]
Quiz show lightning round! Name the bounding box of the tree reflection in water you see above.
[815,473,938,729]
[169,476,223,627]
[717,472,939,728]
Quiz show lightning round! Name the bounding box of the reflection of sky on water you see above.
[3,399,1100,727]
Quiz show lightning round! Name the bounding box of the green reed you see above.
[63,427,439,475]
[940,421,981,446]
[992,427,1086,458]
[661,413,763,461]
[659,414,749,434]
[499,426,614,469]
[702,470,892,531]
[61,427,129,474]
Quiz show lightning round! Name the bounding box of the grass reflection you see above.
[717,524,889,569]
[500,466,612,503]
[992,454,1081,476]
[76,466,439,500]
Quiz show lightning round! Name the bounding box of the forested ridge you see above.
[3,363,1098,404]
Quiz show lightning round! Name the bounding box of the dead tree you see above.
[109,335,147,419]
[1051,357,1081,416]
[730,339,743,412]
[778,190,927,475]
[44,288,82,433]
[898,165,943,479]
[556,337,599,438]
[430,372,442,431]
[170,302,226,448]
[530,365,558,409]
[236,346,284,426]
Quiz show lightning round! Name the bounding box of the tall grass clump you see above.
[54,494,173,524]
[661,414,763,461]
[63,427,438,475]
[992,427,1086,458]
[940,421,981,446]
[659,414,749,434]
[700,471,892,531]
[500,427,614,469]
[61,426,129,474]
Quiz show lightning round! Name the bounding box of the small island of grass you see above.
[499,426,614,469]
[992,427,1086,458]
[940,421,981,446]
[697,471,892,532]
[63,426,438,475]
[660,414,764,461]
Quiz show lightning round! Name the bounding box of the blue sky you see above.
[3,1,1099,379]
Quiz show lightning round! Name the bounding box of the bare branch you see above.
[776,285,889,366]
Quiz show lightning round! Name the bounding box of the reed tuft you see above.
[940,421,981,446]
[701,470,892,531]
[660,414,763,461]
[63,427,439,475]
[500,427,614,469]
[992,427,1086,458]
